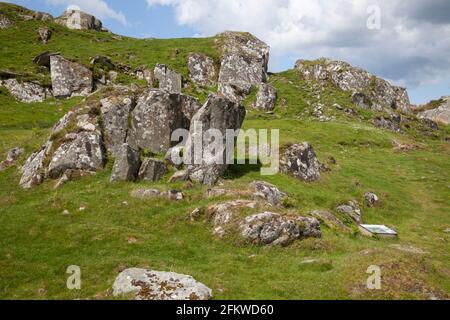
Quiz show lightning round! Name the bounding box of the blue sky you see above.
[4,0,450,104]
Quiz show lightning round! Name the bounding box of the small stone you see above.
[168,190,184,201]
[38,27,52,44]
[250,181,286,207]
[62,210,70,216]
[364,192,380,208]
[336,201,362,224]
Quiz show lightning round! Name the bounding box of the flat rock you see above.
[1,79,51,103]
[250,181,286,207]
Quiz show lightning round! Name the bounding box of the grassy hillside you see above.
[0,3,449,300]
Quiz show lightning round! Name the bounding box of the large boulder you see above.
[185,94,246,185]
[55,9,103,31]
[100,91,136,157]
[127,90,192,154]
[113,268,212,300]
[110,144,141,182]
[295,58,411,114]
[154,64,182,93]
[280,143,322,182]
[188,53,217,87]
[138,158,167,182]
[0,79,52,103]
[50,55,93,98]
[217,32,270,103]
[20,142,53,189]
[239,212,321,246]
[254,83,277,112]
[418,96,450,126]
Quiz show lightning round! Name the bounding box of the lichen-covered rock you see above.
[100,92,136,157]
[134,66,154,86]
[254,83,277,111]
[0,147,24,171]
[217,32,270,103]
[188,53,217,87]
[154,64,182,93]
[309,210,351,233]
[0,14,12,29]
[50,55,93,98]
[374,115,401,132]
[127,90,191,154]
[364,192,380,208]
[280,143,322,182]
[239,212,321,246]
[295,58,411,113]
[336,201,362,224]
[47,131,104,179]
[113,268,212,300]
[55,9,102,31]
[138,158,167,182]
[110,144,141,182]
[130,188,162,199]
[250,181,286,207]
[1,79,52,103]
[37,27,52,44]
[180,94,202,121]
[185,94,246,185]
[20,141,52,189]
[352,92,372,109]
[33,51,59,68]
[418,96,450,126]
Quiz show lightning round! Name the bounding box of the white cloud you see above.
[46,0,128,26]
[146,0,450,89]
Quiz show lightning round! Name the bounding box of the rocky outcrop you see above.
[295,58,411,114]
[0,15,12,29]
[0,147,24,171]
[239,212,321,246]
[20,141,52,189]
[250,181,286,207]
[185,94,246,185]
[336,201,362,224]
[134,66,154,86]
[254,83,277,112]
[55,9,103,31]
[417,96,450,126]
[188,53,217,87]
[110,144,140,182]
[37,27,52,44]
[154,64,182,93]
[280,143,322,182]
[374,115,401,132]
[0,79,52,103]
[113,268,212,300]
[50,55,93,98]
[217,32,270,103]
[138,158,167,182]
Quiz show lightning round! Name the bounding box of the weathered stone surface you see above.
[113,268,212,300]
[188,53,217,87]
[217,32,270,103]
[0,147,24,171]
[418,96,450,126]
[138,158,167,182]
[336,201,362,224]
[154,64,182,93]
[20,141,52,189]
[296,58,411,113]
[374,115,401,132]
[185,94,246,185]
[37,27,52,44]
[127,90,191,154]
[239,212,321,246]
[50,55,93,98]
[135,66,154,86]
[168,190,184,201]
[180,95,202,121]
[100,92,136,156]
[352,92,372,109]
[309,210,351,233]
[47,131,104,179]
[254,83,277,111]
[280,143,322,182]
[55,9,102,31]
[130,188,162,199]
[30,11,53,21]
[110,144,141,182]
[0,15,12,29]
[364,192,380,208]
[1,79,51,103]
[169,170,189,183]
[33,51,59,68]
[250,181,286,207]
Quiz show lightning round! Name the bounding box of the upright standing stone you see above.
[110,144,141,182]
[254,83,277,111]
[188,53,217,87]
[154,64,182,93]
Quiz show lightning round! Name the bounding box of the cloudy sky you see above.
[4,0,450,104]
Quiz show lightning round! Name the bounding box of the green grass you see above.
[0,2,449,300]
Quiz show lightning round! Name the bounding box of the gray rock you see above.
[113,268,212,300]
[130,188,162,199]
[0,147,24,171]
[280,143,322,182]
[154,64,182,93]
[180,95,202,121]
[55,9,102,31]
[254,83,277,111]
[364,192,380,208]
[188,53,217,87]
[47,131,104,179]
[374,116,401,132]
[1,79,51,103]
[336,201,362,224]
[135,66,154,86]
[110,144,141,182]
[37,27,52,44]
[169,170,190,183]
[20,141,53,189]
[418,96,450,126]
[100,92,136,157]
[217,32,270,103]
[33,51,59,68]
[51,111,75,136]
[127,90,191,154]
[0,15,12,29]
[50,55,93,98]
[250,181,286,207]
[185,94,246,185]
[352,92,372,109]
[138,158,167,182]
[309,210,351,233]
[168,190,184,201]
[239,212,321,246]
